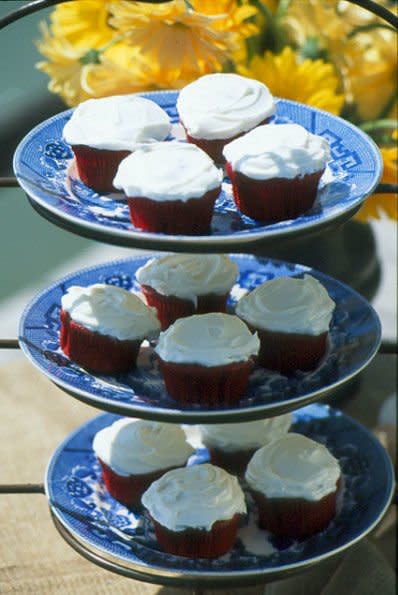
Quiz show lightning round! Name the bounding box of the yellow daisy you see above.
[49,0,114,48]
[109,0,237,88]
[36,24,93,106]
[242,46,345,115]
[342,29,397,121]
[36,24,153,106]
[356,139,398,222]
[191,0,259,38]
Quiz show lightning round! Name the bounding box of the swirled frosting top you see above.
[223,123,330,179]
[136,254,238,304]
[63,95,171,150]
[93,418,194,476]
[61,283,160,341]
[142,463,246,530]
[155,313,260,366]
[235,274,335,335]
[197,413,292,452]
[113,142,223,201]
[176,73,275,140]
[245,433,341,501]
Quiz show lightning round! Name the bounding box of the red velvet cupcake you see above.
[154,313,259,407]
[60,283,160,374]
[141,464,246,558]
[62,95,171,193]
[196,413,292,475]
[245,433,341,539]
[176,73,275,163]
[135,254,238,329]
[93,418,194,509]
[235,274,335,375]
[223,123,330,222]
[113,142,222,235]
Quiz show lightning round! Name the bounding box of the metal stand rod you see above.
[0,339,19,349]
[349,0,398,29]
[0,177,19,188]
[0,483,45,494]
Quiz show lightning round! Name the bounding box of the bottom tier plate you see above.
[45,404,394,588]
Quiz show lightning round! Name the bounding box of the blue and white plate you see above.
[19,254,381,423]
[45,404,395,588]
[13,92,382,252]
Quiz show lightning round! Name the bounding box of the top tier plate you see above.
[13,92,382,252]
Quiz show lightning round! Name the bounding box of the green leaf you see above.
[79,49,101,65]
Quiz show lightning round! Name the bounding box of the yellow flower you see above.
[84,43,157,99]
[284,1,397,121]
[36,24,153,106]
[190,0,259,69]
[49,0,113,48]
[284,0,346,48]
[109,0,237,88]
[36,24,93,106]
[191,0,259,38]
[356,138,398,222]
[342,29,397,121]
[242,46,344,114]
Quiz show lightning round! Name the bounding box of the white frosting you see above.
[142,463,246,531]
[223,123,330,180]
[177,73,275,140]
[113,142,223,201]
[235,274,335,336]
[93,418,194,476]
[63,95,171,150]
[245,433,341,501]
[197,413,292,453]
[61,283,160,341]
[136,254,238,304]
[155,313,259,367]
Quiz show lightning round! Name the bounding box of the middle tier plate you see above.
[19,254,381,423]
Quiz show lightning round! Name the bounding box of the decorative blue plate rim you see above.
[18,254,381,423]
[44,404,395,584]
[13,92,383,249]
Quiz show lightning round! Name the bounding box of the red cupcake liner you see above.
[72,144,130,193]
[141,284,229,330]
[226,162,324,222]
[98,459,177,510]
[151,513,241,559]
[208,447,256,476]
[246,325,328,375]
[250,479,340,539]
[60,310,141,374]
[158,359,254,407]
[127,187,220,235]
[182,118,270,163]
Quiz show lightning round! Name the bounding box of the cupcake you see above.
[136,253,238,329]
[142,463,246,558]
[196,413,292,474]
[60,283,160,374]
[223,123,330,222]
[113,142,222,235]
[93,418,194,509]
[235,274,335,374]
[176,73,275,162]
[62,94,171,193]
[155,313,260,407]
[245,433,341,539]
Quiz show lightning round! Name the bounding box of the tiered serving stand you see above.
[2,0,397,592]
